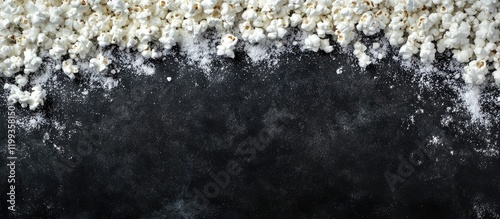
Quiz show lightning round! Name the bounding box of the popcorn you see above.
[15,74,28,87]
[316,19,333,37]
[201,0,218,14]
[242,9,258,21]
[405,0,424,13]
[420,36,436,63]
[304,34,321,52]
[23,49,42,74]
[476,20,500,42]
[89,53,111,72]
[49,39,69,60]
[3,56,23,77]
[320,38,333,53]
[4,83,46,110]
[399,41,419,60]
[159,25,179,49]
[106,0,129,14]
[353,41,371,68]
[62,59,79,80]
[266,19,288,39]
[301,17,317,31]
[493,70,500,85]
[357,12,383,36]
[217,34,238,58]
[290,13,302,27]
[463,60,489,85]
[247,27,266,44]
[4,0,500,110]
[182,19,208,35]
[444,21,471,49]
[453,46,474,63]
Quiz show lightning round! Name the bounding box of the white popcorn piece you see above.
[320,39,334,53]
[62,59,79,80]
[316,19,333,38]
[463,60,489,85]
[357,12,383,36]
[3,56,23,77]
[23,49,42,74]
[444,21,471,49]
[493,70,500,85]
[217,34,238,58]
[453,47,474,63]
[301,17,317,32]
[266,19,288,39]
[304,34,321,52]
[15,74,28,87]
[201,0,218,14]
[420,36,436,63]
[159,25,179,49]
[89,53,112,72]
[405,0,424,13]
[4,83,46,110]
[353,41,371,68]
[107,0,129,14]
[290,13,302,27]
[399,41,419,60]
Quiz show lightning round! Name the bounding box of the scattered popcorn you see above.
[304,34,321,52]
[1,0,500,109]
[89,53,112,72]
[15,75,28,87]
[463,60,489,85]
[492,70,500,85]
[354,41,371,68]
[62,59,79,80]
[217,34,238,58]
[420,37,436,63]
[4,84,46,110]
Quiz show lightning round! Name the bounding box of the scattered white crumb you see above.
[474,147,500,157]
[461,86,489,126]
[336,67,343,74]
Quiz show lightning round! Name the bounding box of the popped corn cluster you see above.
[1,0,500,109]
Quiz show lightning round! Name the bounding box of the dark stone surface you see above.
[1,47,499,218]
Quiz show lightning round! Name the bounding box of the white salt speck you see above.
[474,147,499,157]
[167,77,172,82]
[461,86,489,125]
[336,67,343,74]
[179,34,215,73]
[53,144,62,151]
[43,132,50,143]
[430,136,440,144]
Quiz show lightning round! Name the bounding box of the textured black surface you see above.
[1,49,500,218]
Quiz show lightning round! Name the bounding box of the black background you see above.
[1,45,499,218]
